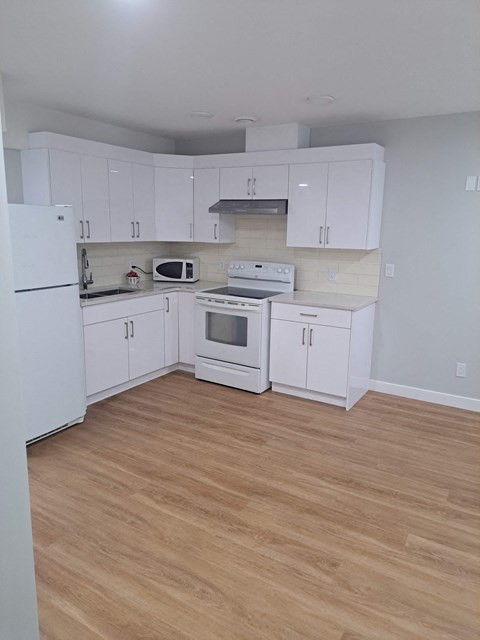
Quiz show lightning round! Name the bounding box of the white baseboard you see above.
[369,379,480,413]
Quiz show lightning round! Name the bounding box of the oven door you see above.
[195,297,262,368]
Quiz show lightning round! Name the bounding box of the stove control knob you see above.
[235,265,240,270]
[277,267,283,273]
[240,265,245,269]
[284,268,290,274]
[229,263,235,269]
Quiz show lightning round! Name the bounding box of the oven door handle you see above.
[195,298,262,313]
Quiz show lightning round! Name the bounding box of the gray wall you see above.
[0,121,39,639]
[3,99,175,153]
[4,148,23,203]
[175,130,245,155]
[179,112,480,400]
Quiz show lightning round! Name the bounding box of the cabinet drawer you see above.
[271,303,351,328]
[83,294,164,325]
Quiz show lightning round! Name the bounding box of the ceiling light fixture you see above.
[189,111,214,119]
[234,116,257,125]
[305,94,335,106]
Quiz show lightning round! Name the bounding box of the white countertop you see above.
[79,280,222,307]
[271,291,378,311]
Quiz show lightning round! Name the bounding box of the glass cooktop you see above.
[203,286,283,300]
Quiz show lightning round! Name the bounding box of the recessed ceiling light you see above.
[189,111,214,119]
[305,94,335,106]
[234,116,257,125]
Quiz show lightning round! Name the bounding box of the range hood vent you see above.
[209,199,288,215]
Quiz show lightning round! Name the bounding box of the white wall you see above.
[0,116,39,639]
[3,99,175,153]
[177,112,480,402]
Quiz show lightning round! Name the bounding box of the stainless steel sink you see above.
[80,288,141,300]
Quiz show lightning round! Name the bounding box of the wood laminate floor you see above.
[28,372,480,639]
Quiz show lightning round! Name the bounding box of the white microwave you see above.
[153,258,200,282]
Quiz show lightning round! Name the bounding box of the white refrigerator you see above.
[9,204,86,442]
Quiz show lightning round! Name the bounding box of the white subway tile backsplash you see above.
[76,217,381,295]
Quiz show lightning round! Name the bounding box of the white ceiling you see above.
[1,0,479,140]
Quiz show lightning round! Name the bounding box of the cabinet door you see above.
[164,292,179,367]
[219,167,253,199]
[155,168,193,241]
[325,160,373,249]
[81,156,111,243]
[269,319,308,388]
[49,150,84,242]
[252,165,289,199]
[286,163,328,248]
[133,164,155,240]
[109,160,134,242]
[306,325,350,397]
[84,318,129,396]
[178,291,195,365]
[193,168,236,243]
[128,310,165,380]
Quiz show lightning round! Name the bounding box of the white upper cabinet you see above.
[81,156,111,243]
[219,165,289,200]
[287,159,385,250]
[194,168,235,243]
[109,161,156,242]
[132,164,155,241]
[252,165,289,199]
[286,163,328,248]
[219,167,253,199]
[49,150,84,240]
[109,160,134,242]
[155,167,194,241]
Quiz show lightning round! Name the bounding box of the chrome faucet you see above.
[81,248,94,290]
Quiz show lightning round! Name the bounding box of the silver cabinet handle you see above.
[86,220,91,239]
[189,223,193,239]
[214,223,218,240]
[80,220,84,239]
[131,221,135,238]
[247,177,251,196]
[165,296,170,313]
[253,177,256,196]
[300,313,318,317]
[136,221,140,238]
[130,320,134,338]
[319,226,323,245]
[309,328,313,346]
[326,226,330,245]
[302,327,306,345]
[124,322,129,340]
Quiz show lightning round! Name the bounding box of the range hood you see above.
[209,199,288,215]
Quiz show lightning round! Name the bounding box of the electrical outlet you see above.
[385,263,395,278]
[456,362,467,378]
[328,267,337,282]
[218,260,225,272]
[127,258,136,272]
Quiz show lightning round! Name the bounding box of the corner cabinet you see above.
[193,168,235,243]
[286,159,385,250]
[155,168,194,241]
[269,301,376,410]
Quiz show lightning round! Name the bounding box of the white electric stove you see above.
[194,260,295,393]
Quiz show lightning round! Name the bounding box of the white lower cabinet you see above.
[164,292,179,367]
[269,302,375,409]
[128,311,165,380]
[83,295,166,399]
[178,291,195,365]
[84,318,130,396]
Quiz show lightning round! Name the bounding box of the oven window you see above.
[206,312,248,347]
